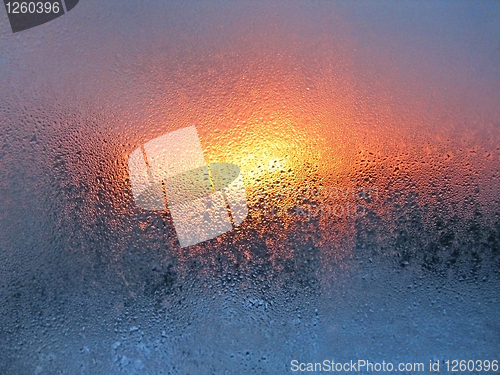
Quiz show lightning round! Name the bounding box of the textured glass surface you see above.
[0,1,499,374]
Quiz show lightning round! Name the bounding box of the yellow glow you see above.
[202,112,336,209]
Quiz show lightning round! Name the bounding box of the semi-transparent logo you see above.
[3,0,79,33]
[128,126,247,247]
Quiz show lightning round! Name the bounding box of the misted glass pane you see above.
[0,1,498,373]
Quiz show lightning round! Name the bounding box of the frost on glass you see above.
[0,0,499,374]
